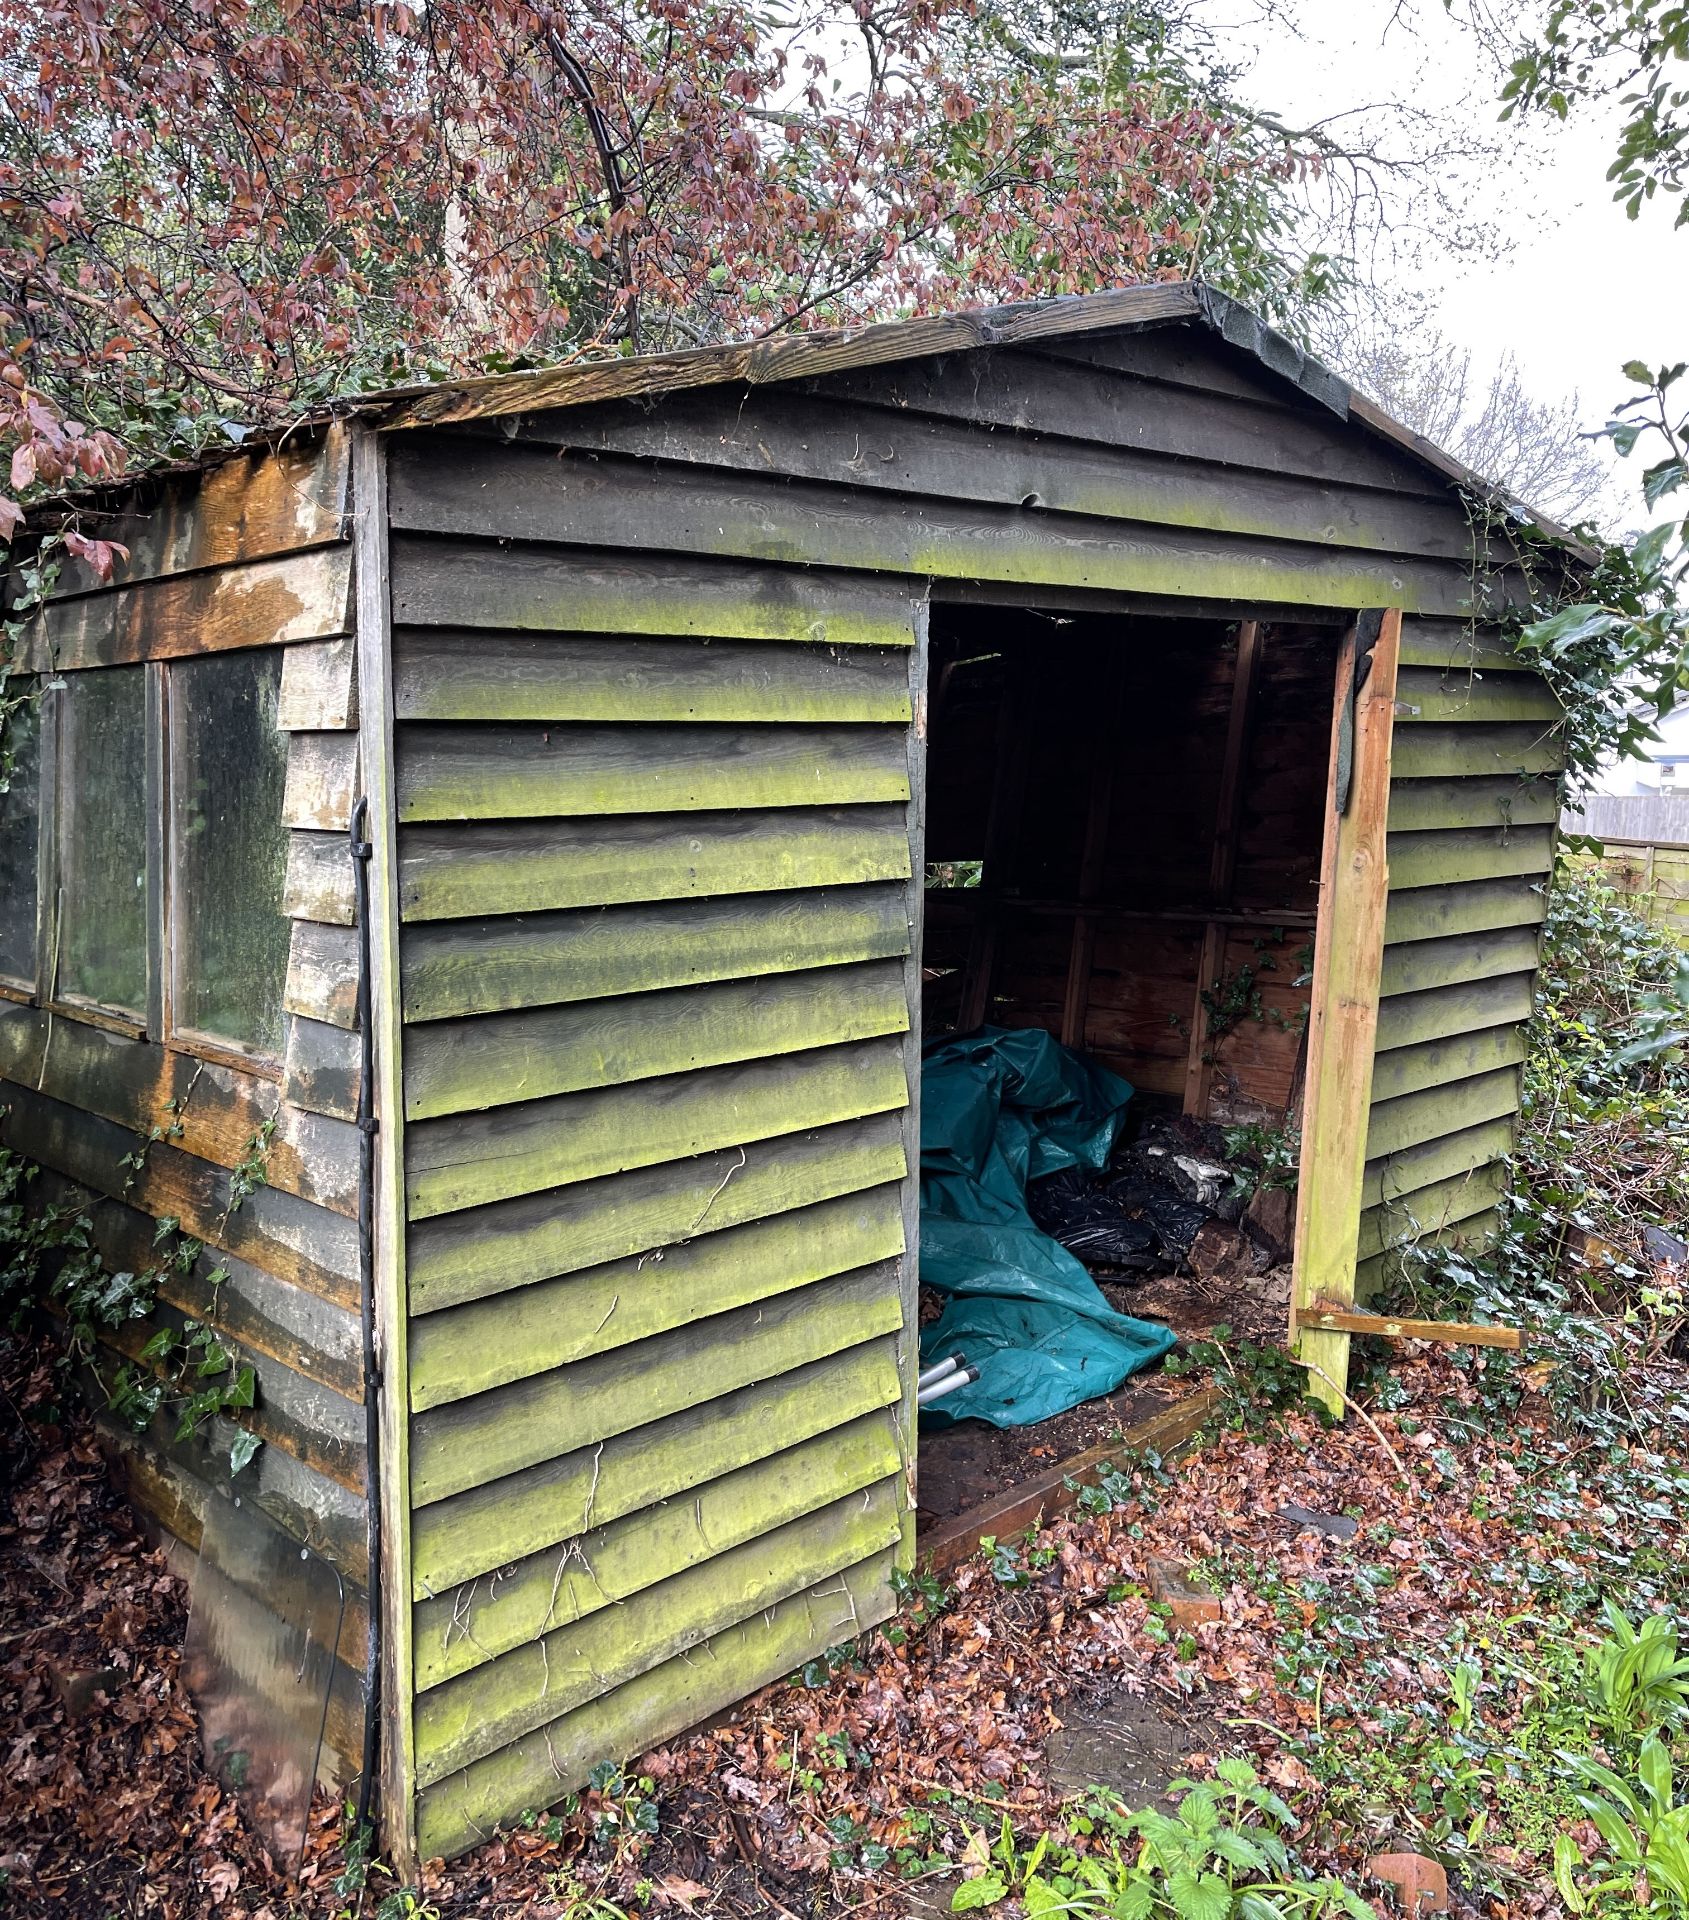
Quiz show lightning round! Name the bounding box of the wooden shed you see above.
[0,281,1576,1865]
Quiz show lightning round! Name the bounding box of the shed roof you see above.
[364,279,1596,561]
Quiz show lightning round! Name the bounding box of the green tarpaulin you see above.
[918,1027,1178,1427]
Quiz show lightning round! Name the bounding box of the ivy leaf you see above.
[228,1428,262,1476]
[224,1364,256,1409]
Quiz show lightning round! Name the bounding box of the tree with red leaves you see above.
[0,0,1321,573]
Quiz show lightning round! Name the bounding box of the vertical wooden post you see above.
[1290,610,1400,1417]
[895,599,929,1560]
[1184,620,1261,1117]
[351,428,418,1873]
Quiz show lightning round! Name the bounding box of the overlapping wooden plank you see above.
[413,1410,900,1689]
[414,1551,895,1860]
[1354,1209,1500,1301]
[25,545,354,673]
[408,1111,907,1314]
[51,429,351,598]
[415,1482,901,1786]
[1396,619,1523,674]
[411,1335,901,1595]
[805,349,1439,493]
[1379,924,1542,998]
[1386,823,1556,890]
[1386,774,1560,834]
[1390,723,1563,780]
[401,883,911,1023]
[279,635,359,730]
[1382,875,1548,944]
[1375,973,1535,1052]
[410,1262,903,1506]
[35,1166,362,1400]
[405,959,908,1121]
[282,1014,361,1123]
[1394,665,1563,724]
[404,1035,908,1220]
[1369,1023,1528,1102]
[389,537,919,646]
[395,720,910,823]
[393,631,912,724]
[0,1001,357,1216]
[387,445,1490,619]
[1364,1064,1521,1161]
[512,386,1482,560]
[283,833,356,925]
[399,804,911,923]
[283,920,360,1028]
[283,731,360,830]
[1356,1163,1509,1261]
[1361,1116,1516,1209]
[411,1185,904,1408]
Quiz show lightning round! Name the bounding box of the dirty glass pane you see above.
[57,669,148,1014]
[170,651,291,1056]
[182,1489,346,1874]
[0,680,40,982]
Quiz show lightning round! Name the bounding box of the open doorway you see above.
[913,597,1345,1537]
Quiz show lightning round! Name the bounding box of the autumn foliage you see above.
[0,0,1297,570]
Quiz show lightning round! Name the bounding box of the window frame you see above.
[160,653,289,1081]
[0,672,45,1004]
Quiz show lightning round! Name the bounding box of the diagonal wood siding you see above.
[390,525,921,1861]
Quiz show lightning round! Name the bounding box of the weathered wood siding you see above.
[1357,616,1565,1294]
[4,427,369,1773]
[385,471,920,1859]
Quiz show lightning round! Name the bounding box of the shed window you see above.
[0,683,41,985]
[55,668,149,1017]
[168,650,291,1058]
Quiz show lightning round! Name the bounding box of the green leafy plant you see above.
[1587,1603,1689,1743]
[1565,1737,1689,1915]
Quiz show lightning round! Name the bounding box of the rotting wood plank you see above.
[1361,1115,1517,1210]
[409,1261,904,1506]
[279,635,359,730]
[920,1386,1222,1577]
[395,720,910,823]
[1385,824,1556,891]
[408,1110,907,1315]
[413,1411,901,1690]
[0,1001,357,1216]
[404,1034,909,1220]
[1396,620,1524,675]
[392,630,912,725]
[1291,610,1400,1416]
[398,803,911,923]
[414,1483,902,1787]
[389,537,919,646]
[413,1552,896,1861]
[282,1014,361,1123]
[0,1077,359,1306]
[1355,1161,1510,1261]
[379,281,1204,433]
[386,441,1495,620]
[409,1184,905,1409]
[1382,874,1548,944]
[404,958,908,1122]
[1295,1303,1518,1348]
[1365,1064,1522,1161]
[283,833,357,926]
[1374,973,1535,1052]
[1393,665,1563,724]
[283,731,360,831]
[410,1336,902,1597]
[508,385,1485,561]
[803,349,1443,496]
[1028,323,1320,408]
[400,883,911,1024]
[23,545,354,674]
[50,428,351,598]
[1390,723,1564,780]
[1379,924,1543,998]
[1369,1025,1528,1104]
[1386,774,1561,834]
[283,920,360,1028]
